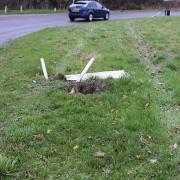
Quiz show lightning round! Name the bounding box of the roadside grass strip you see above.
[0,17,180,179]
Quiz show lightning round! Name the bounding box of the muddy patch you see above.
[69,80,112,95]
[49,73,67,81]
[49,74,112,95]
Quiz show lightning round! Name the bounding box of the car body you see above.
[68,1,110,22]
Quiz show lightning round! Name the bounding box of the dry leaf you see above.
[167,131,174,138]
[123,101,129,105]
[73,145,79,150]
[47,129,52,134]
[134,155,143,160]
[95,165,101,171]
[34,134,45,141]
[145,103,150,109]
[99,101,103,107]
[111,109,118,114]
[171,143,178,149]
[94,150,105,158]
[150,159,157,164]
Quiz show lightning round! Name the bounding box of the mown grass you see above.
[0,9,66,15]
[0,17,179,179]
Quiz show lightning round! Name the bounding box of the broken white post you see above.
[70,57,95,94]
[40,58,49,80]
[77,57,95,82]
[20,5,23,13]
[152,11,161,17]
[4,6,7,14]
[66,70,128,81]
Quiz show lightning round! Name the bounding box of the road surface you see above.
[0,10,180,45]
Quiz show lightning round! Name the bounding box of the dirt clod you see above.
[69,80,112,94]
[50,73,67,81]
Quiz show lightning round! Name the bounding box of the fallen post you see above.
[66,70,128,81]
[40,58,49,80]
[152,11,161,17]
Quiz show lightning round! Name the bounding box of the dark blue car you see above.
[68,1,110,22]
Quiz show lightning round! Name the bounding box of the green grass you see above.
[0,17,180,179]
[0,9,66,15]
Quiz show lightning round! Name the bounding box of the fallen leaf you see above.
[134,155,143,160]
[175,127,180,134]
[73,145,79,150]
[145,103,150,109]
[95,165,101,171]
[34,134,45,141]
[171,143,178,150]
[111,109,118,114]
[94,150,105,158]
[150,159,157,164]
[47,129,52,134]
[99,101,103,107]
[167,131,174,138]
[123,100,129,105]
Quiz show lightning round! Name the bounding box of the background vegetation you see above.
[0,0,179,10]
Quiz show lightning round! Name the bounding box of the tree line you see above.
[0,0,179,10]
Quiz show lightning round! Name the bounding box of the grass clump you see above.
[166,62,177,71]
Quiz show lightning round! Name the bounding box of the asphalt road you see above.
[0,10,180,45]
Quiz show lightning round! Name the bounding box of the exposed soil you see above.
[49,73,67,81]
[49,73,112,95]
[69,80,112,95]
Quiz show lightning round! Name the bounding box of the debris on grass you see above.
[68,80,112,95]
[34,134,45,141]
[94,150,105,158]
[49,73,67,81]
[47,129,52,134]
[149,159,157,164]
[171,143,178,150]
[40,57,127,95]
[73,145,79,150]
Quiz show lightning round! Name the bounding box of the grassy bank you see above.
[0,17,179,179]
[0,9,66,15]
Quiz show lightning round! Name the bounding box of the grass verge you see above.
[0,9,66,15]
[0,17,180,179]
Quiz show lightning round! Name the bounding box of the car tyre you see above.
[88,13,93,22]
[104,12,110,20]
[69,17,75,22]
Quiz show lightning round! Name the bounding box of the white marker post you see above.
[4,6,7,14]
[70,57,95,94]
[54,8,57,12]
[152,11,161,17]
[20,5,23,13]
[40,58,49,80]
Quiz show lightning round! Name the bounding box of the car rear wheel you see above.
[69,17,75,22]
[104,13,110,20]
[88,13,93,22]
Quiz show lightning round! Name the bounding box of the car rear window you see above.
[74,2,87,6]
